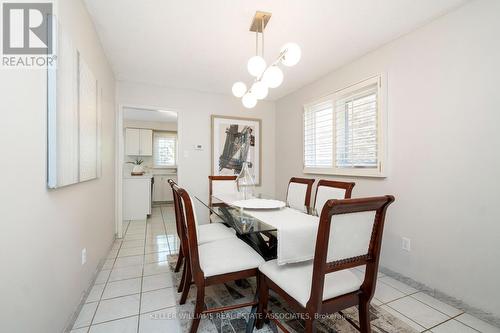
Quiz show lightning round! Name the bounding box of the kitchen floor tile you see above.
[107,250,119,259]
[387,296,449,329]
[121,240,145,248]
[411,292,463,317]
[374,280,405,303]
[430,319,479,333]
[139,308,181,333]
[108,265,143,282]
[89,315,138,333]
[124,233,146,241]
[379,276,418,295]
[114,255,144,268]
[380,304,425,332]
[140,288,176,313]
[143,261,170,276]
[144,251,169,264]
[455,313,500,333]
[102,259,115,270]
[93,294,140,324]
[86,284,105,303]
[118,246,145,257]
[145,244,169,254]
[70,328,89,333]
[73,302,98,329]
[94,270,111,284]
[102,278,141,299]
[142,273,174,292]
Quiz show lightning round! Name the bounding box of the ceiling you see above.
[123,107,177,122]
[84,0,467,100]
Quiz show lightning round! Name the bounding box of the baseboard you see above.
[379,266,500,328]
[63,236,117,332]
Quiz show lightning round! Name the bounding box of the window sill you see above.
[303,167,386,178]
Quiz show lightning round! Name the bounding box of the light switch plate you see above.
[81,248,87,265]
[402,237,411,252]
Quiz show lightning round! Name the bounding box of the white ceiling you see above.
[84,0,467,100]
[123,107,177,122]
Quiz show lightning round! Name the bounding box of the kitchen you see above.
[122,107,178,221]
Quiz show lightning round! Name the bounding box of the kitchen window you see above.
[153,131,177,168]
[303,75,386,177]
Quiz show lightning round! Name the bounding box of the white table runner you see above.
[214,194,319,265]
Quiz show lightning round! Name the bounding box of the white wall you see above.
[275,0,500,318]
[0,0,116,332]
[117,81,276,221]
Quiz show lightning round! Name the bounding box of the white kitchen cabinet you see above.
[125,128,152,156]
[139,129,153,156]
[123,176,152,220]
[153,174,176,202]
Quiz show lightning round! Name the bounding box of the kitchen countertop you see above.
[123,173,154,179]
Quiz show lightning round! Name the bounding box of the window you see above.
[153,131,177,167]
[303,76,386,177]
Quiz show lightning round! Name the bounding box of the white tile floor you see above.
[71,205,181,333]
[72,204,500,333]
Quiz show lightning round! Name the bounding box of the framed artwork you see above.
[211,115,262,185]
[47,17,100,188]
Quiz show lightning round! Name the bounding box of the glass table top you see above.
[195,193,280,235]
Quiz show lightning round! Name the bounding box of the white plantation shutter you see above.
[335,84,378,168]
[303,76,385,177]
[153,131,177,167]
[304,101,333,168]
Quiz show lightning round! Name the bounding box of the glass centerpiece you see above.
[236,161,255,200]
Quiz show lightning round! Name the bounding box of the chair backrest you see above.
[286,177,315,211]
[168,179,183,240]
[313,180,355,214]
[208,175,237,206]
[307,195,395,310]
[171,184,204,285]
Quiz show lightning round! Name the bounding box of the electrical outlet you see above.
[81,248,87,265]
[402,237,411,252]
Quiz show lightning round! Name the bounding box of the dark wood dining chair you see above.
[313,179,355,214]
[286,177,315,211]
[172,183,265,333]
[168,179,236,295]
[208,175,237,222]
[256,195,395,333]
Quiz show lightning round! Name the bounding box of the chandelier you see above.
[232,11,301,108]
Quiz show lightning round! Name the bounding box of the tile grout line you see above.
[136,217,148,333]
[85,220,130,331]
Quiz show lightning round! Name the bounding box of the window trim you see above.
[302,75,387,178]
[153,130,177,168]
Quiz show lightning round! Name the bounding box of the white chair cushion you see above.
[315,186,347,214]
[199,238,265,277]
[198,223,236,244]
[259,259,362,307]
[287,182,308,211]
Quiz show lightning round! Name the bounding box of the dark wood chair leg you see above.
[255,274,269,329]
[174,246,184,273]
[178,260,187,293]
[358,299,371,333]
[190,286,205,333]
[180,266,192,305]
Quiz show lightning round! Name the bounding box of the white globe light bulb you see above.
[242,93,257,109]
[247,56,267,77]
[280,42,301,67]
[251,81,269,100]
[232,82,247,97]
[262,66,284,88]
